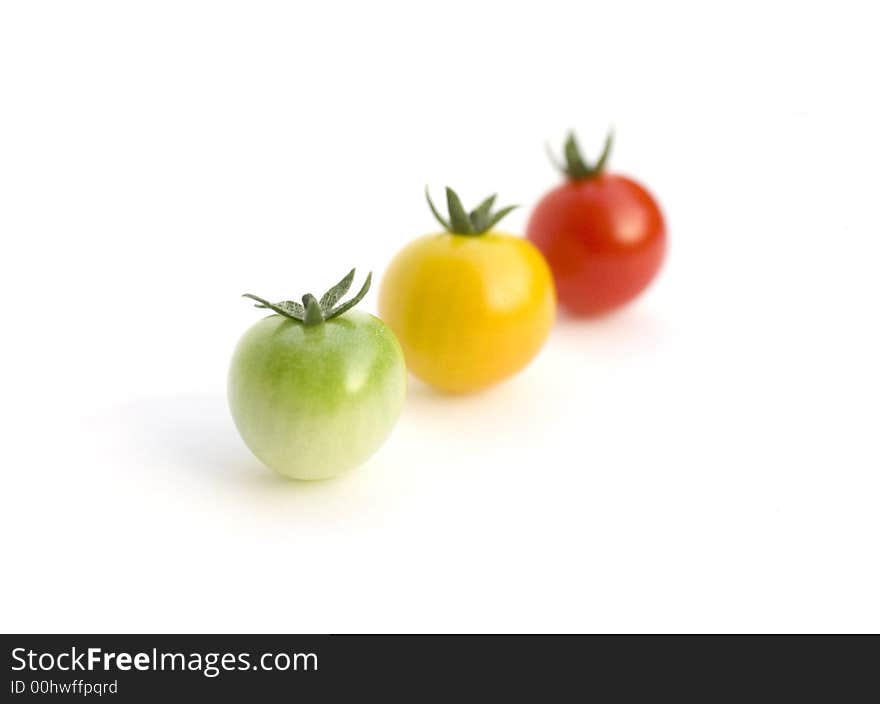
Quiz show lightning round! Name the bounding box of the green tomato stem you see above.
[243,269,372,325]
[302,294,324,325]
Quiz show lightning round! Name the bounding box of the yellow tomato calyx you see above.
[425,186,518,236]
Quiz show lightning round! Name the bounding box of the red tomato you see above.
[526,132,666,316]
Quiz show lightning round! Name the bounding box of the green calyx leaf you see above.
[318,268,354,310]
[548,128,614,181]
[425,186,518,236]
[243,268,372,325]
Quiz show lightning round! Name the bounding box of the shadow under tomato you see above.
[109,393,263,479]
[108,392,394,496]
[551,303,669,357]
[99,393,407,538]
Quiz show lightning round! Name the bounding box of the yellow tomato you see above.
[380,228,556,393]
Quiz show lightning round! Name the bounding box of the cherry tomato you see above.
[526,132,666,316]
[229,270,406,480]
[380,188,555,393]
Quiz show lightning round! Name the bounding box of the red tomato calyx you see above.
[547,129,614,181]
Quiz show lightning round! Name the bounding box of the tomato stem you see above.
[243,269,372,324]
[425,186,518,236]
[550,128,614,181]
[302,294,324,325]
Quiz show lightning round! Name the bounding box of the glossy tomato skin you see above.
[228,310,406,480]
[526,174,666,316]
[379,232,555,393]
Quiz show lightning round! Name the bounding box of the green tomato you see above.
[228,271,406,480]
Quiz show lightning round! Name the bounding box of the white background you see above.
[2,1,878,633]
